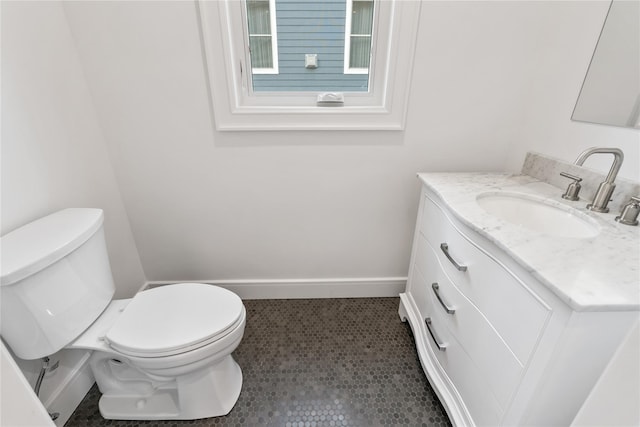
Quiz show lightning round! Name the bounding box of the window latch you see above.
[317,92,344,107]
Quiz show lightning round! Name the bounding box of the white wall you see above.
[1,0,147,410]
[62,0,554,283]
[571,320,640,427]
[505,1,640,181]
[1,1,146,297]
[4,0,636,290]
[0,342,54,427]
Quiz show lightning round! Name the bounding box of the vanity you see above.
[399,171,639,426]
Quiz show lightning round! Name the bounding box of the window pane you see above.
[350,36,371,68]
[351,1,373,35]
[247,0,271,34]
[250,36,273,68]
[246,0,374,91]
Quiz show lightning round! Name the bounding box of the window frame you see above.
[344,0,374,75]
[197,0,422,131]
[246,0,279,75]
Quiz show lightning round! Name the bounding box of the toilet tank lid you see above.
[0,209,104,286]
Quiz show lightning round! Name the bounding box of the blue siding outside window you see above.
[252,0,370,92]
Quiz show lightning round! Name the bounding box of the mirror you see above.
[572,0,640,129]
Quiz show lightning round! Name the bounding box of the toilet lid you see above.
[105,283,243,357]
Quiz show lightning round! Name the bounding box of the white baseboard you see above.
[144,277,407,300]
[45,351,95,427]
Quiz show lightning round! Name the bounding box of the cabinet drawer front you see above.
[420,194,550,364]
[426,308,503,426]
[408,262,435,322]
[426,241,523,409]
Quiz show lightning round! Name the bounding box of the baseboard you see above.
[144,277,407,299]
[44,351,95,427]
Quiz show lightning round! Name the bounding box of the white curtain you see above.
[350,0,373,68]
[247,0,273,68]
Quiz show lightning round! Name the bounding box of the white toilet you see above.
[0,208,246,420]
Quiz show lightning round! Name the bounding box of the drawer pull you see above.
[432,283,456,314]
[425,317,447,351]
[440,243,468,272]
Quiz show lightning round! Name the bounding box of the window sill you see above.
[215,105,403,131]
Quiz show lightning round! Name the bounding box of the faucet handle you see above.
[560,172,582,201]
[615,196,640,226]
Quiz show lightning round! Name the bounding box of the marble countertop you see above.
[418,173,640,312]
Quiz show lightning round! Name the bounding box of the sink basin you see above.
[476,192,600,239]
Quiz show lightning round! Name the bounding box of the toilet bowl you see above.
[0,209,246,420]
[71,283,246,420]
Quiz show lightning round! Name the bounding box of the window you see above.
[247,0,371,93]
[246,0,278,74]
[345,0,374,74]
[198,0,422,131]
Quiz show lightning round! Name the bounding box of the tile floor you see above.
[66,298,451,426]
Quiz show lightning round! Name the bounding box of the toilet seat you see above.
[105,283,244,358]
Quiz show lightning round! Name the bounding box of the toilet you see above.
[0,208,246,420]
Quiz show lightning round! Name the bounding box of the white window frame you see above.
[344,0,373,75]
[247,0,278,74]
[197,0,422,131]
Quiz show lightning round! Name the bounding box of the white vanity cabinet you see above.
[399,183,639,426]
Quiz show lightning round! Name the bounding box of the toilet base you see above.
[96,355,243,420]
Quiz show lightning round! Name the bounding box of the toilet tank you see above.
[0,209,115,360]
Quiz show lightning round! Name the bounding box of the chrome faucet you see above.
[574,147,624,213]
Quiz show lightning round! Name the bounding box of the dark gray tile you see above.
[66,298,450,427]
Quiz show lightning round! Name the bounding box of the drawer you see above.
[426,241,523,409]
[420,194,550,364]
[425,303,503,426]
[407,262,435,322]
